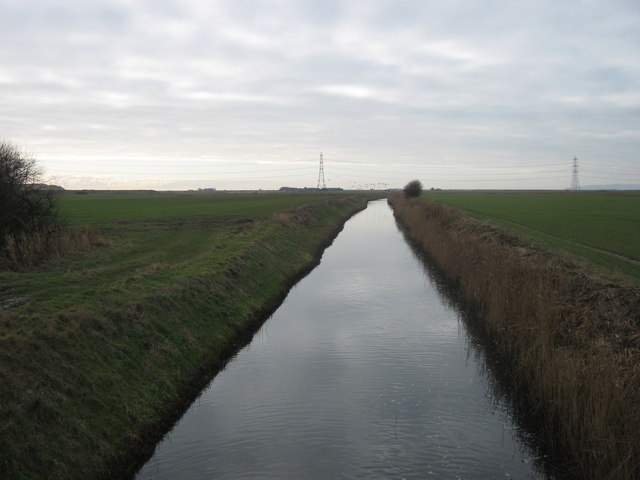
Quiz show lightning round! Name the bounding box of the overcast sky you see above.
[1,0,639,190]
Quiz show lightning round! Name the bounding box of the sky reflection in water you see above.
[137,199,550,480]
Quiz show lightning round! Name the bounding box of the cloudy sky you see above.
[1,0,638,190]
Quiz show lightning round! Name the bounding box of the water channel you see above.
[136,199,553,479]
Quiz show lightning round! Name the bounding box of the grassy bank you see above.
[422,191,640,284]
[389,194,640,480]
[0,192,375,479]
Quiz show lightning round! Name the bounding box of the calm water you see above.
[136,199,551,480]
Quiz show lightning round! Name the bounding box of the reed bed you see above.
[1,225,107,270]
[389,195,640,480]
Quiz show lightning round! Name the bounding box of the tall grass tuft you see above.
[389,194,640,480]
[1,225,107,270]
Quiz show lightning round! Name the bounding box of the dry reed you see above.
[1,225,108,270]
[389,195,640,480]
[272,205,322,228]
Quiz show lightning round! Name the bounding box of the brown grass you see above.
[389,194,640,480]
[271,205,322,228]
[1,225,108,270]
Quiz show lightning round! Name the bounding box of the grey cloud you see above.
[1,0,638,189]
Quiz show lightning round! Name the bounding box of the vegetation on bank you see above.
[0,141,81,270]
[389,195,640,480]
[403,179,422,198]
[0,192,376,479]
[422,191,640,284]
[0,141,58,240]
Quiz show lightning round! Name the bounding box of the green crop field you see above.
[59,191,351,223]
[422,191,640,283]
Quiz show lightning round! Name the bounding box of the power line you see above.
[330,166,567,177]
[328,171,568,181]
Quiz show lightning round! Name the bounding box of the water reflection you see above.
[393,208,573,480]
[136,199,554,480]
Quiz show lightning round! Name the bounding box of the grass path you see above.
[497,215,640,265]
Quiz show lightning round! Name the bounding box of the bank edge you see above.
[389,194,640,480]
[0,195,375,480]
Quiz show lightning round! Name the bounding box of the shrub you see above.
[1,141,60,264]
[403,179,422,198]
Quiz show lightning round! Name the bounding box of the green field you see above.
[7,192,360,315]
[59,191,352,223]
[0,192,375,479]
[422,191,640,283]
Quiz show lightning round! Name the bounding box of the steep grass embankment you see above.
[0,195,372,480]
[389,195,640,480]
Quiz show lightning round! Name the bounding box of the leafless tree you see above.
[0,141,58,245]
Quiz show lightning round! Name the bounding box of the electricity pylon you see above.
[570,156,580,191]
[317,152,326,190]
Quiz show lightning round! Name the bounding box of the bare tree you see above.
[0,141,58,245]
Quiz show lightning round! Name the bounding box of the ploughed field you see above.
[423,191,640,283]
